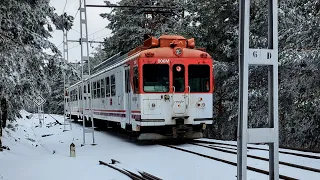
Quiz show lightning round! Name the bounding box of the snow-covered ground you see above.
[0,111,319,180]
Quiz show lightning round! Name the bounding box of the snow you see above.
[0,111,319,180]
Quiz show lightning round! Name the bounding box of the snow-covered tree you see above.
[0,0,73,127]
[100,0,190,57]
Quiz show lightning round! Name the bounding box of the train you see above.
[65,34,214,140]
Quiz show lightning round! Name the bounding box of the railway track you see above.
[189,142,320,173]
[99,159,162,180]
[160,144,297,180]
[192,139,320,160]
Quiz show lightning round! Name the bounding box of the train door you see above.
[125,66,131,124]
[172,63,188,115]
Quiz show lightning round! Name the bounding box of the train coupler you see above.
[172,125,192,138]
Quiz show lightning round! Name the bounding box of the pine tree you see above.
[0,0,73,124]
[100,0,189,57]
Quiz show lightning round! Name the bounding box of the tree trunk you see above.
[0,101,2,149]
[0,124,2,149]
[1,98,7,128]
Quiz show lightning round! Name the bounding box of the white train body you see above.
[66,35,214,140]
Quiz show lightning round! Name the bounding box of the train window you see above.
[133,66,139,93]
[84,85,86,93]
[111,75,116,96]
[173,64,185,92]
[143,64,169,92]
[106,77,110,97]
[91,82,93,98]
[125,69,130,93]
[88,83,90,93]
[101,78,105,98]
[93,81,97,99]
[79,87,82,100]
[188,65,210,92]
[97,80,101,98]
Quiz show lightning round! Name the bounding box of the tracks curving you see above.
[192,139,320,160]
[160,144,297,180]
[189,142,320,173]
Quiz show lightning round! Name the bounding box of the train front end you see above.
[132,35,214,140]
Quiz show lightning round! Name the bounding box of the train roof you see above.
[68,35,212,89]
[139,47,211,59]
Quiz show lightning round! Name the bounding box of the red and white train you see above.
[66,35,214,140]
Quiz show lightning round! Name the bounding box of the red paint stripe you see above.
[83,109,126,113]
[131,110,141,113]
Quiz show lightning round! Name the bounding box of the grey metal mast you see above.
[238,0,279,179]
[63,29,72,132]
[80,0,95,145]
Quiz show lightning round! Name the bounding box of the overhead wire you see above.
[62,0,68,14]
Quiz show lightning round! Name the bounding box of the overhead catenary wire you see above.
[62,0,68,14]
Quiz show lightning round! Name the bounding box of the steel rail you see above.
[160,144,297,180]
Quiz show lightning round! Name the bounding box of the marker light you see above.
[174,47,183,57]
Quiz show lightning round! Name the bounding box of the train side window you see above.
[125,69,129,93]
[97,80,101,98]
[133,66,139,93]
[88,83,90,93]
[91,82,93,98]
[111,75,116,96]
[93,81,97,99]
[77,88,79,100]
[84,85,87,93]
[79,87,82,100]
[106,77,110,97]
[101,78,105,98]
[188,65,210,92]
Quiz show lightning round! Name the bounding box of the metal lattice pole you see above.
[80,0,95,145]
[63,29,72,131]
[238,0,279,179]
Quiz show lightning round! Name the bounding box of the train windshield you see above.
[143,64,169,92]
[188,65,210,92]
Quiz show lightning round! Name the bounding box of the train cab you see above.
[129,35,214,140]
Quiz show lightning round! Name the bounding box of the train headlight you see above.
[197,102,205,108]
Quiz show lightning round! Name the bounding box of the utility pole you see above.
[80,0,95,146]
[63,29,72,132]
[238,0,279,179]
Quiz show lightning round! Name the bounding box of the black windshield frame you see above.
[143,64,170,93]
[188,64,210,93]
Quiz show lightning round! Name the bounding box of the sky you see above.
[49,0,119,63]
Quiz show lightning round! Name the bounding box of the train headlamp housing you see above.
[196,98,205,109]
[174,47,183,57]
